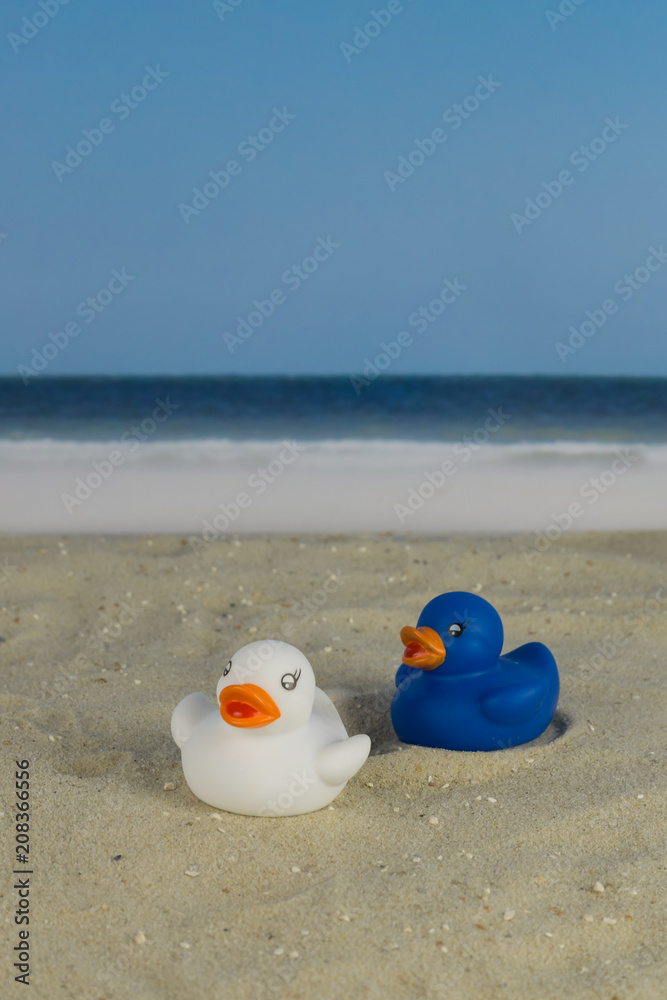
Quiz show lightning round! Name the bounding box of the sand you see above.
[1,531,665,999]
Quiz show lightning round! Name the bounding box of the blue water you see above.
[0,375,666,443]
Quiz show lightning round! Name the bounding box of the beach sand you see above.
[1,531,665,999]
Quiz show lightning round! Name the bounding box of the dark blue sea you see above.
[0,375,666,443]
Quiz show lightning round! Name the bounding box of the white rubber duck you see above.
[171,640,371,816]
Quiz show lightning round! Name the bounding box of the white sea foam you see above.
[0,438,665,532]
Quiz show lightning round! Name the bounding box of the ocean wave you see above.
[0,437,664,467]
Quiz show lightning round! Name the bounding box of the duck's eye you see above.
[223,660,232,676]
[447,622,464,638]
[281,669,301,691]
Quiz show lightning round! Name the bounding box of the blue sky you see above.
[1,0,666,376]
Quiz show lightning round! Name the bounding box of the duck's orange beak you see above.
[219,684,281,728]
[400,625,446,670]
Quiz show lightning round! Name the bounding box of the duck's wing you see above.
[314,733,371,786]
[505,641,558,674]
[480,643,558,726]
[171,692,216,749]
[312,686,346,733]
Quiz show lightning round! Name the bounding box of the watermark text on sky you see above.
[8,0,74,55]
[179,108,296,224]
[511,117,629,234]
[51,66,169,182]
[556,245,667,362]
[340,1,416,63]
[384,76,501,192]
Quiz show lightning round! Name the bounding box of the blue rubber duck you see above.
[391,591,559,751]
